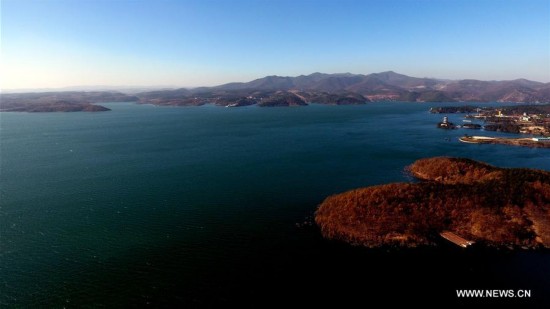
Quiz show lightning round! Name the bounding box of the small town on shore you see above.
[432,105,550,148]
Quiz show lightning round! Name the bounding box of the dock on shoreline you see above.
[440,231,475,248]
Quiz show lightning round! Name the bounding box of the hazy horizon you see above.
[2,0,549,90]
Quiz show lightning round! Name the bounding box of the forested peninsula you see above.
[315,157,550,249]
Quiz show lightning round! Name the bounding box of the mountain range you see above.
[2,71,550,111]
[137,71,550,107]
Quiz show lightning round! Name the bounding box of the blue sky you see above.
[2,0,549,89]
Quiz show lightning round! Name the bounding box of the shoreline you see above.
[315,157,550,249]
[459,136,550,148]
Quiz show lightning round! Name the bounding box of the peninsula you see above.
[431,104,550,136]
[459,136,550,148]
[315,157,550,249]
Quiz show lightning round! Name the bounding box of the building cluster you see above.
[465,109,550,136]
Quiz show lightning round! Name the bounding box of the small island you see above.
[0,91,138,112]
[436,116,456,129]
[315,157,550,249]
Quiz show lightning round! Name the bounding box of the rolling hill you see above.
[137,71,550,106]
[2,72,549,111]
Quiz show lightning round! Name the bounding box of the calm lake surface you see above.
[1,102,549,307]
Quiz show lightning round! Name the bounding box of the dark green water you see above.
[1,103,549,307]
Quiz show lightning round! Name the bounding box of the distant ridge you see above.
[2,72,550,111]
[137,71,550,106]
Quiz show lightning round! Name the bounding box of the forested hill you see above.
[315,157,550,249]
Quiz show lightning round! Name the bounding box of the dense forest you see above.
[315,157,550,248]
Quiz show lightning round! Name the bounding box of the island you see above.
[0,91,138,112]
[436,116,456,129]
[315,157,550,249]
[1,101,111,112]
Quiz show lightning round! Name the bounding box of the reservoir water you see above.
[1,102,549,307]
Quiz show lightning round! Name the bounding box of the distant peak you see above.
[376,70,403,76]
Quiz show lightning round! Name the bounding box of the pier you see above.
[440,231,475,248]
